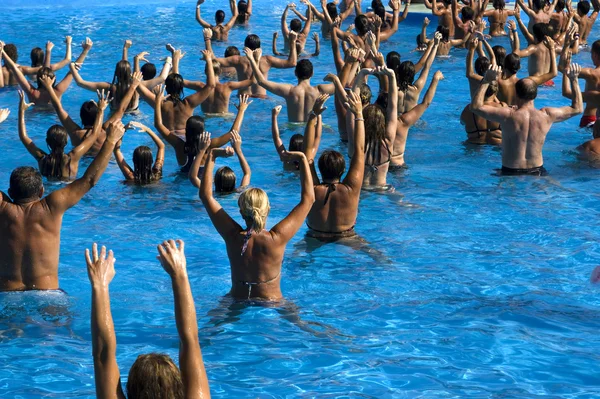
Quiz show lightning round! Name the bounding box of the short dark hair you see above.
[140,63,156,80]
[515,78,538,101]
[4,44,17,63]
[493,45,507,67]
[216,9,226,23]
[215,166,236,193]
[245,34,261,50]
[503,53,521,75]
[461,6,475,21]
[578,0,591,14]
[290,18,302,32]
[295,59,313,80]
[225,46,240,57]
[289,134,304,151]
[532,23,550,43]
[592,40,600,57]
[532,0,544,10]
[355,15,370,36]
[555,0,566,12]
[318,150,346,181]
[493,0,506,9]
[80,101,99,127]
[9,167,43,202]
[475,56,491,76]
[30,47,44,68]
[36,67,55,89]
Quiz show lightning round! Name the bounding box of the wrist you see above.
[92,284,110,293]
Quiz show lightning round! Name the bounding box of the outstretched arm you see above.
[186,50,216,108]
[343,90,365,190]
[188,133,211,189]
[2,50,34,97]
[40,75,81,134]
[401,70,443,126]
[265,31,298,68]
[281,4,292,36]
[86,244,126,399]
[414,34,440,91]
[472,65,514,122]
[380,0,401,41]
[69,63,112,92]
[230,130,251,187]
[157,240,211,399]
[122,40,132,62]
[515,10,535,44]
[246,48,293,97]
[70,93,108,161]
[49,36,73,71]
[545,63,583,122]
[113,139,135,181]
[224,0,239,31]
[271,106,287,161]
[196,1,213,28]
[154,86,187,165]
[18,91,46,161]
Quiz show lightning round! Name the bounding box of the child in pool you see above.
[189,130,251,192]
[114,122,165,184]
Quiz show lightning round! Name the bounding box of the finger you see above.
[85,248,93,267]
[107,250,115,265]
[100,246,107,261]
[92,243,99,262]
[168,239,177,251]
[157,244,167,261]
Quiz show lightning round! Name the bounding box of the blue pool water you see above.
[1,1,600,397]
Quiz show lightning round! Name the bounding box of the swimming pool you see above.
[1,1,600,397]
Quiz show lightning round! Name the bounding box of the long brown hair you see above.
[40,125,69,179]
[126,353,184,399]
[363,104,387,165]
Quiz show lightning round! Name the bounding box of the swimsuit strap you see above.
[241,229,253,256]
[319,183,337,205]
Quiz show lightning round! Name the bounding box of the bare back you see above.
[307,184,359,233]
[500,105,552,168]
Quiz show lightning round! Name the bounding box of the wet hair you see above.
[295,59,313,80]
[140,63,157,80]
[184,116,205,156]
[397,61,416,91]
[36,67,55,90]
[386,51,401,78]
[111,60,134,110]
[515,78,538,101]
[225,46,240,57]
[436,25,450,42]
[532,23,550,43]
[126,354,184,399]
[237,1,249,23]
[133,146,155,184]
[485,80,499,98]
[290,18,302,32]
[289,134,304,151]
[555,0,566,12]
[592,40,600,57]
[475,56,491,76]
[492,45,507,67]
[41,125,68,179]
[216,9,226,24]
[375,92,388,109]
[165,74,185,105]
[318,150,346,181]
[4,44,17,63]
[461,6,475,21]
[9,166,43,202]
[30,47,44,68]
[215,166,236,193]
[532,0,544,10]
[503,53,521,75]
[374,5,388,26]
[245,34,261,50]
[80,101,99,127]
[210,60,222,76]
[363,104,387,165]
[371,0,384,6]
[493,0,505,10]
[578,1,591,14]
[359,83,372,105]
[238,188,270,232]
[355,15,370,36]
[326,3,339,19]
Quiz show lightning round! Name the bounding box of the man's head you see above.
[80,101,99,127]
[532,23,551,43]
[578,0,591,15]
[532,0,544,11]
[493,45,507,67]
[225,46,240,57]
[515,78,538,101]
[318,150,346,181]
[215,9,226,24]
[3,44,17,63]
[290,18,303,32]
[493,0,505,10]
[555,0,566,12]
[140,63,157,80]
[591,40,600,66]
[245,34,261,50]
[475,56,491,76]
[295,59,313,80]
[355,15,370,36]
[9,167,43,203]
[36,67,55,89]
[503,52,521,76]
[461,6,475,22]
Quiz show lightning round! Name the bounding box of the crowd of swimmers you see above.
[0,0,599,396]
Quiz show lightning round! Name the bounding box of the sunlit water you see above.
[1,1,600,398]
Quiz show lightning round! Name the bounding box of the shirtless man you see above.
[517,0,556,31]
[281,3,313,54]
[0,121,124,291]
[1,38,93,106]
[303,91,365,240]
[429,0,455,38]
[196,0,238,41]
[483,0,517,36]
[246,48,334,123]
[472,64,582,175]
[333,14,372,57]
[1,43,19,86]
[301,0,355,38]
[510,21,556,82]
[213,33,298,98]
[574,0,600,47]
[452,0,476,43]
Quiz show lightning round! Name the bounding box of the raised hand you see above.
[96,88,113,111]
[85,243,116,288]
[542,35,555,51]
[212,147,235,158]
[106,120,126,143]
[424,17,430,27]
[18,90,34,111]
[234,94,253,111]
[230,129,242,151]
[434,31,442,45]
[433,70,444,80]
[469,37,479,50]
[126,121,149,132]
[200,49,212,61]
[39,75,56,89]
[199,131,212,151]
[243,47,253,59]
[484,64,501,83]
[166,43,176,53]
[131,71,143,87]
[203,28,213,41]
[343,90,362,116]
[46,41,55,52]
[507,20,517,31]
[82,37,93,51]
[373,15,383,29]
[0,109,10,124]
[323,73,336,82]
[156,240,187,279]
[566,63,581,80]
[155,84,166,102]
[313,93,330,115]
[65,36,72,45]
[372,51,385,67]
[135,51,150,63]
[124,40,132,49]
[272,105,283,116]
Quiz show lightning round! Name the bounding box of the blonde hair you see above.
[126,353,183,399]
[238,188,270,232]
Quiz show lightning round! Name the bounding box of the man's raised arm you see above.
[545,63,583,122]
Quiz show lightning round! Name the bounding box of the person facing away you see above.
[196,0,239,41]
[245,48,334,122]
[471,64,583,176]
[86,240,210,399]
[303,90,367,240]
[17,89,109,181]
[483,0,517,36]
[114,122,165,184]
[0,121,124,291]
[199,147,315,301]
